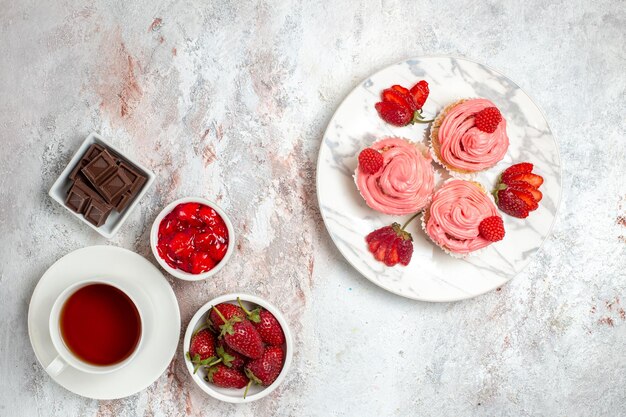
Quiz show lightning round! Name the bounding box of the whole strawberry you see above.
[365,213,418,267]
[237,298,285,346]
[213,306,265,359]
[243,346,285,398]
[186,328,220,373]
[208,303,245,328]
[206,364,248,389]
[216,338,247,370]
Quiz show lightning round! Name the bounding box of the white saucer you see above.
[28,246,181,399]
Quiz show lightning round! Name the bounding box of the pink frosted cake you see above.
[423,179,500,256]
[430,98,509,175]
[355,138,435,215]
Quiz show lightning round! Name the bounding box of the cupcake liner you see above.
[429,98,493,180]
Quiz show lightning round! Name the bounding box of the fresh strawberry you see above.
[237,298,285,346]
[382,87,417,112]
[208,303,245,328]
[213,307,265,359]
[365,213,418,267]
[508,172,544,188]
[187,328,220,373]
[474,107,502,133]
[217,338,247,369]
[495,188,530,218]
[478,216,505,242]
[358,148,384,175]
[375,101,412,126]
[245,346,285,388]
[506,180,543,202]
[500,162,533,182]
[206,364,248,389]
[409,80,429,109]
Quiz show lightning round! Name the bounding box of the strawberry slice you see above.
[507,180,543,202]
[501,162,533,182]
[510,189,538,211]
[381,88,417,112]
[509,173,544,188]
[391,85,410,95]
[409,80,429,109]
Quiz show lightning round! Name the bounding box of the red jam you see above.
[157,202,229,274]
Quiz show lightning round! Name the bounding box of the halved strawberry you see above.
[509,173,544,188]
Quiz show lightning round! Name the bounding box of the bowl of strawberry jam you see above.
[150,197,235,280]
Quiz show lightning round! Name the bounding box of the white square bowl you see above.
[48,132,156,238]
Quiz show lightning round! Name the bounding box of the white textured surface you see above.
[1,1,625,416]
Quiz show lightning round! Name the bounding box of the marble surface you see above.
[0,0,624,416]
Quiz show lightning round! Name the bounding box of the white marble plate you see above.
[28,246,181,399]
[316,56,561,302]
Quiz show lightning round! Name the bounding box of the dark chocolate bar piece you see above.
[65,183,91,213]
[81,149,118,187]
[84,199,114,227]
[112,192,132,212]
[85,143,105,161]
[97,168,132,203]
[118,161,147,194]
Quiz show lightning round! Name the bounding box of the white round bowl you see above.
[183,293,293,403]
[150,197,235,281]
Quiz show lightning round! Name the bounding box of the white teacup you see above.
[47,278,144,376]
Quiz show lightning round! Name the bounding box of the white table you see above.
[1,1,624,415]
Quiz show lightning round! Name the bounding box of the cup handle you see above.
[46,355,67,376]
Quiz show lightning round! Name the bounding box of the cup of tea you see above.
[47,279,144,375]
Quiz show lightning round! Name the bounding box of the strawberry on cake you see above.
[422,179,504,256]
[355,138,435,215]
[430,98,509,176]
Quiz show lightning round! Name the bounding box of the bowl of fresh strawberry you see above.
[183,293,293,403]
[150,197,235,280]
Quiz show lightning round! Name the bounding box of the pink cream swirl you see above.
[438,99,509,172]
[425,179,499,254]
[356,138,434,215]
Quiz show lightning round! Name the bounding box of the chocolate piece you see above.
[112,192,132,212]
[65,183,91,213]
[81,149,118,187]
[68,160,87,182]
[118,162,147,195]
[84,199,113,227]
[97,168,132,203]
[85,143,105,161]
